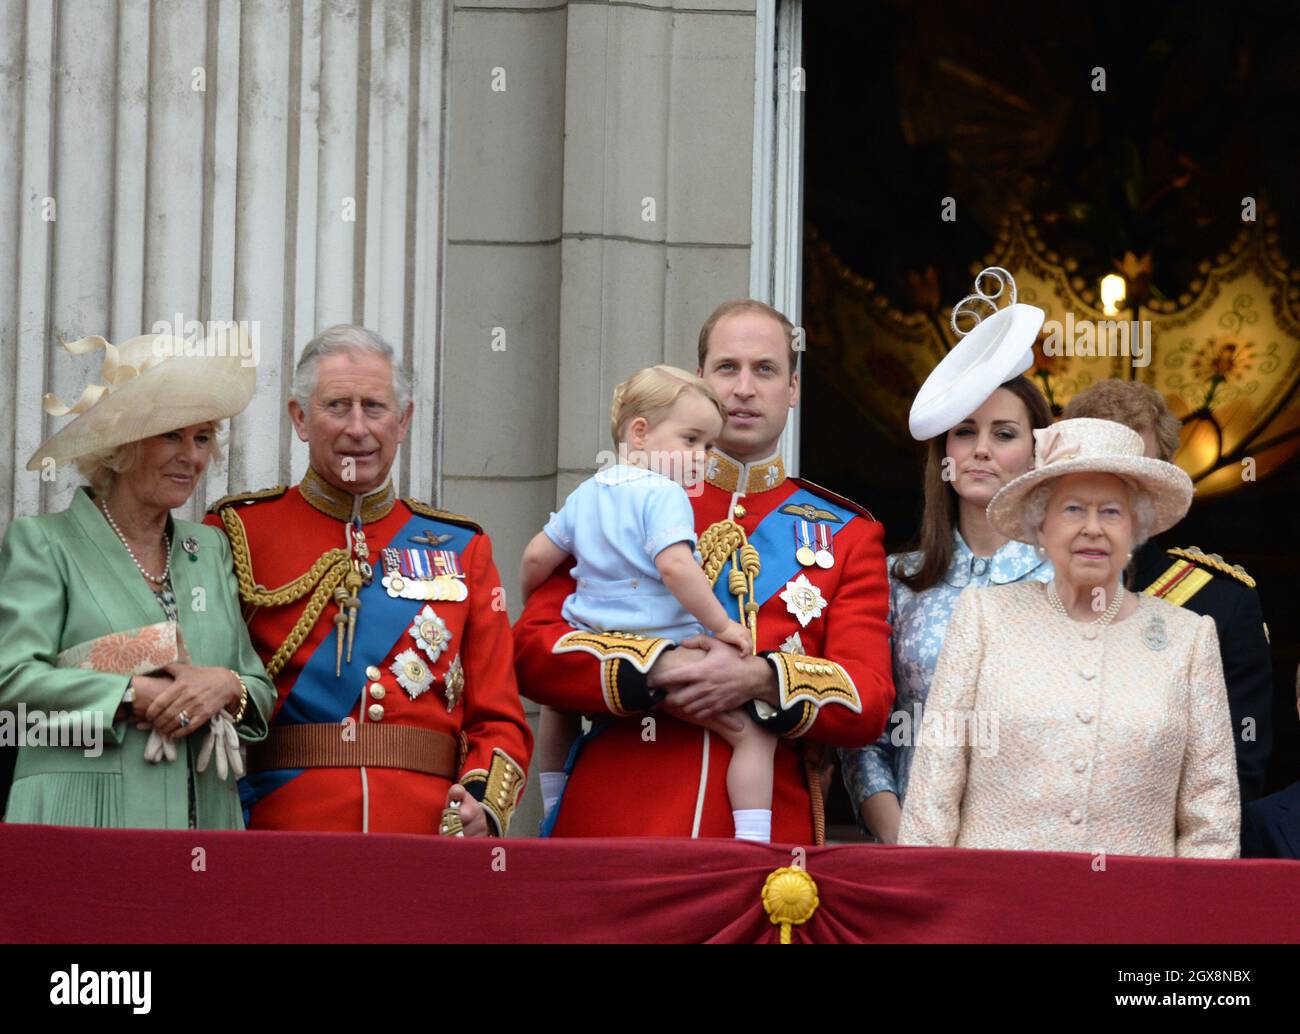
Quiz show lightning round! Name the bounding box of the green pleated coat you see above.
[0,488,274,829]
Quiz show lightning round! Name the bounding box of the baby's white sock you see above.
[733,808,772,843]
[540,771,568,816]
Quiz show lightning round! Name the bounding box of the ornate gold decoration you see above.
[704,450,787,495]
[697,520,761,651]
[299,466,397,524]
[483,747,526,835]
[769,652,862,718]
[552,629,672,676]
[761,866,820,944]
[1167,546,1257,589]
[220,507,351,679]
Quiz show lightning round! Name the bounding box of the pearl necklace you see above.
[99,500,172,584]
[1046,579,1124,626]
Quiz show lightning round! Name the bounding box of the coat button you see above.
[368,703,384,721]
[1080,668,1096,680]
[369,682,385,700]
[972,558,988,576]
[365,665,381,680]
[1083,628,1098,641]
[630,578,639,589]
[733,504,747,519]
[1068,809,1083,825]
[1073,759,1087,773]
[1077,709,1093,724]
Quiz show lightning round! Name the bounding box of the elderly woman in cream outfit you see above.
[898,417,1239,857]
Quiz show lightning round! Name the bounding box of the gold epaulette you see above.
[402,498,482,534]
[1167,546,1257,589]
[207,484,288,514]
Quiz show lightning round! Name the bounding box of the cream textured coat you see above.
[898,581,1240,858]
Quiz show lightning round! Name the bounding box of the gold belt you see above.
[247,723,458,779]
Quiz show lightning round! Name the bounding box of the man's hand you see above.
[444,783,490,837]
[651,635,779,723]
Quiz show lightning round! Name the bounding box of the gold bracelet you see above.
[227,670,250,724]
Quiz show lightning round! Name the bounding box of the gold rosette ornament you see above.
[761,866,819,944]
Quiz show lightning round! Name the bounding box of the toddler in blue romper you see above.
[520,365,778,842]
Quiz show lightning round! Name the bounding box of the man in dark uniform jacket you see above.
[1241,667,1299,859]
[1064,382,1273,803]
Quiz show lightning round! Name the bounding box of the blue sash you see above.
[240,513,477,816]
[710,487,856,617]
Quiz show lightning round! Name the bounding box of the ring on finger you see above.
[178,710,192,728]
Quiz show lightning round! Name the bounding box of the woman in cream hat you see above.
[898,416,1240,857]
[0,329,275,829]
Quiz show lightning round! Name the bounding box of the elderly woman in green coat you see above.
[0,330,275,829]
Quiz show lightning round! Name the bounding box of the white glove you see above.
[142,725,177,764]
[196,713,246,781]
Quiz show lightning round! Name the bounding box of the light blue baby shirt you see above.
[544,464,705,642]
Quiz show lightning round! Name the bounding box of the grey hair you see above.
[1021,474,1156,547]
[291,324,412,410]
[76,422,227,497]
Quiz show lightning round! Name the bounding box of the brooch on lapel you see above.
[1142,615,1168,651]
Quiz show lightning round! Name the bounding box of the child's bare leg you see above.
[538,705,581,771]
[538,705,583,817]
[709,710,777,842]
[716,713,776,811]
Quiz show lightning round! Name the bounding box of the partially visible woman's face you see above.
[119,423,216,510]
[1039,472,1135,590]
[945,388,1036,508]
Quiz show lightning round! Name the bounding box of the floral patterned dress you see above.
[839,529,1053,828]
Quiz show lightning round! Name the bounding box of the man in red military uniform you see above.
[207,325,532,835]
[514,299,893,843]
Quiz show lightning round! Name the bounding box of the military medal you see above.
[381,545,468,602]
[794,521,816,567]
[391,648,434,699]
[381,547,407,596]
[813,524,835,570]
[444,654,465,712]
[780,573,827,628]
[409,605,452,665]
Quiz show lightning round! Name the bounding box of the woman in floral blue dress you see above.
[840,372,1053,842]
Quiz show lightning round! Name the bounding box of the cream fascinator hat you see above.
[986,417,1194,543]
[908,267,1046,441]
[26,327,256,471]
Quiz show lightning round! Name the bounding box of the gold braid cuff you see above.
[767,652,862,738]
[221,507,352,679]
[552,630,672,674]
[460,748,526,835]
